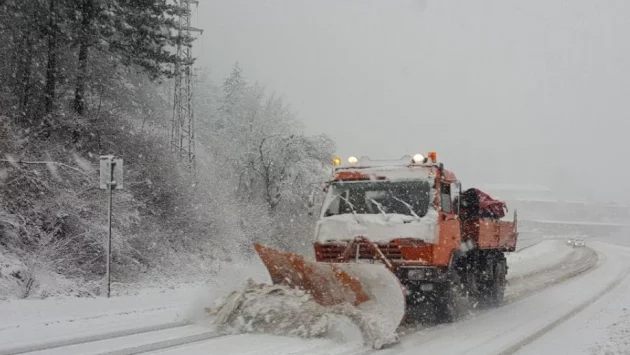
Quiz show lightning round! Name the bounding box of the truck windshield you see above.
[324,180,432,217]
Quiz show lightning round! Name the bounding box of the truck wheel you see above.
[470,286,488,308]
[487,257,507,306]
[434,284,458,323]
[472,254,506,307]
[405,303,426,324]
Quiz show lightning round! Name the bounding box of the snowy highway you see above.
[3,0,629,353]
[4,237,629,355]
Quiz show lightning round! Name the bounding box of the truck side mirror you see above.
[307,188,317,216]
[450,181,462,215]
[308,188,316,208]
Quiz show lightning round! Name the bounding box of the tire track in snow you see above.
[0,305,179,333]
[503,245,599,303]
[127,334,376,355]
[355,246,600,355]
[146,245,597,355]
[395,246,598,339]
[0,321,193,355]
[6,245,597,355]
[147,245,598,355]
[496,252,627,355]
[95,331,223,355]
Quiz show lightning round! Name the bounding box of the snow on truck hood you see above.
[315,209,439,244]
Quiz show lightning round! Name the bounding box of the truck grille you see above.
[317,243,403,261]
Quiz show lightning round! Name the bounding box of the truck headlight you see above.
[408,268,434,280]
[407,269,424,280]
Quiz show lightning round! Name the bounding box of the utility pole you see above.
[171,0,203,170]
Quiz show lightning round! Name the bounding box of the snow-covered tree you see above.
[0,0,336,297]
[195,67,335,252]
[220,62,246,120]
[71,0,193,115]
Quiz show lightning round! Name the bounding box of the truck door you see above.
[436,181,462,265]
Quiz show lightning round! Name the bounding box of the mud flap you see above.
[254,243,406,332]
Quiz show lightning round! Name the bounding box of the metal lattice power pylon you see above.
[171,0,203,169]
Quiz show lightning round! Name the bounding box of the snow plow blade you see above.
[253,243,406,329]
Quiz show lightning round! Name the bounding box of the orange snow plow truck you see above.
[254,152,518,327]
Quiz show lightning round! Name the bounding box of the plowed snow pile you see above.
[206,279,398,349]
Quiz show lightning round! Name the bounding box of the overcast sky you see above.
[192,0,630,202]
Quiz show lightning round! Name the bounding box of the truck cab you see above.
[314,153,457,265]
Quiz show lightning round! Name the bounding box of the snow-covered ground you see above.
[505,238,572,279]
[0,263,269,354]
[2,238,628,355]
[514,242,630,355]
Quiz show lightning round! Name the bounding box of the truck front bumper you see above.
[397,266,450,304]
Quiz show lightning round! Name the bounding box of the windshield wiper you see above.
[392,196,421,220]
[326,193,362,224]
[338,194,362,224]
[367,198,389,221]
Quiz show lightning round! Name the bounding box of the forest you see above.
[0,0,334,299]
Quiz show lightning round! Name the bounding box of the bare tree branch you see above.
[0,159,93,179]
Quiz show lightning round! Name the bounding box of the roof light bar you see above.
[332,152,438,168]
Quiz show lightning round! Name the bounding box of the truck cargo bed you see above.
[477,218,518,251]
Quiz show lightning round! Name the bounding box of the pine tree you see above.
[41,0,76,117]
[220,62,246,119]
[1,0,193,118]
[0,0,39,116]
[72,0,98,115]
[42,0,58,115]
[70,0,194,115]
[108,0,192,79]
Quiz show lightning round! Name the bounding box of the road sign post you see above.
[99,155,123,298]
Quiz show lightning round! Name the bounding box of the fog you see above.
[194,0,630,203]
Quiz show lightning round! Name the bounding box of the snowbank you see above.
[0,252,24,299]
[0,283,204,350]
[506,240,573,279]
[0,258,269,349]
[208,280,398,349]
[0,250,98,300]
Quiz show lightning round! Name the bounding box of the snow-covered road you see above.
[3,238,629,355]
[514,242,630,355]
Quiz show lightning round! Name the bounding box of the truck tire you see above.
[472,253,506,307]
[434,284,458,323]
[485,255,507,306]
[404,303,425,324]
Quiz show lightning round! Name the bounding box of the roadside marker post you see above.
[99,155,123,298]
